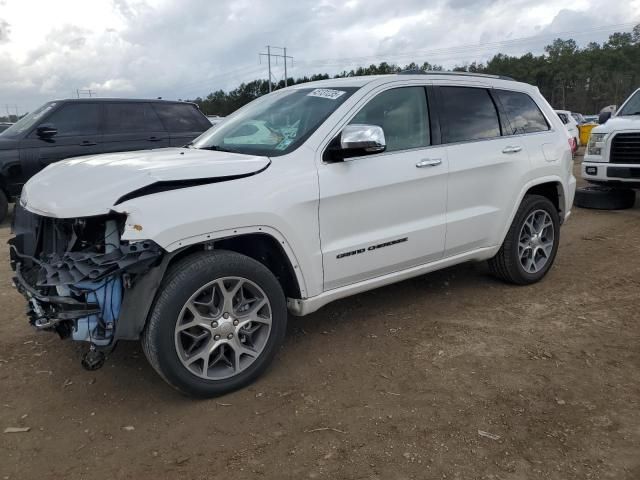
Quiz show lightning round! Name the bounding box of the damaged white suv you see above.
[10,72,576,397]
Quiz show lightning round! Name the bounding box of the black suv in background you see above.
[0,98,211,221]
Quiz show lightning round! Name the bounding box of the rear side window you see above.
[153,103,210,132]
[40,103,100,137]
[440,87,501,143]
[496,90,549,134]
[350,87,430,152]
[557,113,569,124]
[104,103,165,133]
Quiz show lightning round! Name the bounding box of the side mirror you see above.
[598,111,612,125]
[36,124,58,138]
[323,124,386,163]
[340,124,386,154]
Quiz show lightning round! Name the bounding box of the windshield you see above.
[618,90,640,116]
[1,102,57,138]
[192,87,358,156]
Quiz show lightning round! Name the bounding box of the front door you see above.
[19,102,102,178]
[319,86,448,291]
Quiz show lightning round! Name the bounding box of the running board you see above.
[287,246,498,316]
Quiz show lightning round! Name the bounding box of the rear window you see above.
[440,87,501,143]
[153,103,210,132]
[496,90,549,134]
[104,103,165,133]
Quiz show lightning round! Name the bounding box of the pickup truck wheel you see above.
[142,250,287,398]
[0,190,8,224]
[488,194,560,285]
[574,186,636,210]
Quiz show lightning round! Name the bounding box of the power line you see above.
[296,21,639,69]
[259,46,293,92]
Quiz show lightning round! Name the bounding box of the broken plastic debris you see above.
[478,430,501,440]
[4,427,31,433]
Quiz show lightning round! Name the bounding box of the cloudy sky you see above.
[0,0,638,113]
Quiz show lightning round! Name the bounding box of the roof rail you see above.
[399,69,515,81]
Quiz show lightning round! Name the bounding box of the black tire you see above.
[488,194,560,285]
[574,185,636,210]
[0,190,8,224]
[142,250,287,398]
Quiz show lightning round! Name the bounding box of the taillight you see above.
[568,137,577,154]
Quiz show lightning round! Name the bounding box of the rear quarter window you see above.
[495,90,550,134]
[153,103,210,132]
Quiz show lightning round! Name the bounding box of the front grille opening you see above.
[611,133,640,164]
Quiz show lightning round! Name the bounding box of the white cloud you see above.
[0,0,637,113]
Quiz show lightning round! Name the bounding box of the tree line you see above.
[191,25,640,117]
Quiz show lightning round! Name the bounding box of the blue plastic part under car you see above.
[71,277,123,345]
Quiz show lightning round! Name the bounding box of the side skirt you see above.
[287,246,499,316]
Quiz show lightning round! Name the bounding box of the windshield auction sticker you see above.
[307,89,346,100]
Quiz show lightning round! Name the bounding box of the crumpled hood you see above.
[22,147,270,218]
[593,115,640,134]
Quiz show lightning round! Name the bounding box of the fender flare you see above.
[498,176,567,246]
[162,225,308,298]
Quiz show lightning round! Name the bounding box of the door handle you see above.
[502,145,523,154]
[79,141,97,146]
[147,136,163,142]
[416,158,442,168]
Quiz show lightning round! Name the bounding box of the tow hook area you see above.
[81,345,107,371]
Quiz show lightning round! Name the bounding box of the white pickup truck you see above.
[10,72,575,397]
[584,88,640,181]
[578,88,640,209]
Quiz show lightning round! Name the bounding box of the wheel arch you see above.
[116,230,306,341]
[497,177,566,248]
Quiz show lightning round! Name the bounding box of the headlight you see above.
[587,133,607,158]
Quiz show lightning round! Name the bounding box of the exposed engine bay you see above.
[9,204,162,366]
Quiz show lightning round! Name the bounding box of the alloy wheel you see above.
[518,209,555,274]
[174,277,272,380]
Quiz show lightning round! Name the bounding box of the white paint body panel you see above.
[22,73,575,315]
[582,113,640,185]
[555,109,580,144]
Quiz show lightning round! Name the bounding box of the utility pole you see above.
[267,45,271,92]
[259,46,293,92]
[284,47,288,87]
[76,89,95,98]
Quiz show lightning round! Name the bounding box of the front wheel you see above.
[142,250,287,398]
[489,194,560,285]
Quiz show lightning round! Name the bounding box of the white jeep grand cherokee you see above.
[10,72,576,397]
[583,88,640,187]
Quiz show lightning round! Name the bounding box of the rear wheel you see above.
[489,195,560,285]
[574,185,636,210]
[142,250,287,398]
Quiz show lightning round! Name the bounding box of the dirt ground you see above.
[1,155,639,480]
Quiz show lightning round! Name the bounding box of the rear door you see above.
[153,103,211,146]
[437,85,530,256]
[102,102,170,154]
[19,102,102,177]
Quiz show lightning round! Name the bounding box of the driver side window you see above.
[36,103,101,137]
[350,87,430,153]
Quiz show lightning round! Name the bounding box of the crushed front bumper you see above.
[12,261,102,333]
[9,203,162,344]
